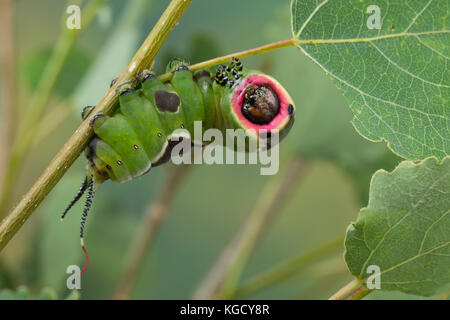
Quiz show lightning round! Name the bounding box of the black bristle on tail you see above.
[61,176,88,221]
[80,177,95,240]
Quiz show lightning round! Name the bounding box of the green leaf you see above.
[345,156,450,296]
[291,0,449,160]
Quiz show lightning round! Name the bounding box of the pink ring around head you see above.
[231,74,291,132]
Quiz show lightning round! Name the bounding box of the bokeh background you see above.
[0,0,412,299]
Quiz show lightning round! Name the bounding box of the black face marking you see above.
[193,70,211,83]
[242,85,280,125]
[155,90,180,112]
[288,104,294,117]
[391,25,395,31]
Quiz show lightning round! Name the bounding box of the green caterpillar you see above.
[61,58,295,272]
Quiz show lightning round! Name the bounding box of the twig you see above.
[113,165,191,300]
[193,158,308,299]
[0,0,106,216]
[0,0,193,252]
[32,101,73,147]
[328,279,372,300]
[233,236,344,298]
[158,38,296,82]
[0,0,16,200]
[294,256,349,299]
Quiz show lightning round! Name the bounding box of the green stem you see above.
[0,0,16,207]
[0,0,193,252]
[158,38,296,82]
[193,158,308,299]
[233,236,344,298]
[329,279,372,300]
[113,165,191,300]
[0,0,106,216]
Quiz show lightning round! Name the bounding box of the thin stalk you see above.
[0,0,16,202]
[32,101,73,147]
[329,279,372,300]
[158,38,296,82]
[0,0,193,252]
[193,158,308,299]
[113,165,191,300]
[233,236,344,298]
[294,257,349,299]
[0,0,106,216]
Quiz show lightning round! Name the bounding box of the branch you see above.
[0,0,16,203]
[193,158,308,299]
[113,165,191,300]
[0,0,192,252]
[328,279,372,300]
[0,0,106,216]
[158,38,296,82]
[233,236,344,298]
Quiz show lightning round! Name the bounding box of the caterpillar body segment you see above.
[85,59,296,184]
[62,58,296,266]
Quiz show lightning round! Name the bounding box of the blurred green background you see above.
[0,0,406,299]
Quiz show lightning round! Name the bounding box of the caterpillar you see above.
[61,57,295,273]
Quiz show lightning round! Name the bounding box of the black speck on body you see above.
[288,104,294,117]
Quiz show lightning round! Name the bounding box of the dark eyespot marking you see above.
[155,90,180,112]
[180,124,185,129]
[117,160,123,165]
[157,132,162,138]
[193,70,211,83]
[288,104,294,117]
[106,164,112,170]
[133,144,139,150]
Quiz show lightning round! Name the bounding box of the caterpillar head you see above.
[213,59,295,144]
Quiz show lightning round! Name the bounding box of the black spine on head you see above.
[61,176,88,220]
[80,177,95,239]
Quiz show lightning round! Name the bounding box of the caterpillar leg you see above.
[81,105,95,120]
[91,86,152,179]
[110,77,118,88]
[166,58,189,73]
